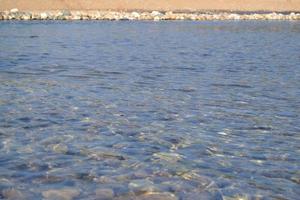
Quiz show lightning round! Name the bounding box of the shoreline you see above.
[1,0,300,12]
[1,10,300,21]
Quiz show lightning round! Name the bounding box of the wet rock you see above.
[95,188,114,200]
[42,188,80,200]
[138,192,178,200]
[129,179,157,194]
[2,188,23,199]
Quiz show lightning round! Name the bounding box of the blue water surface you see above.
[0,21,299,199]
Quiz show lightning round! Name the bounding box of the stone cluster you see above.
[1,8,300,20]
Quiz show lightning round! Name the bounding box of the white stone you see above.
[151,11,163,17]
[154,16,160,21]
[10,8,18,13]
[40,12,48,20]
[22,15,31,20]
[228,13,240,20]
[131,12,140,18]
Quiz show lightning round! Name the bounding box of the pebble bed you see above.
[1,8,300,20]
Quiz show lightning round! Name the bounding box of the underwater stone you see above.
[95,188,114,200]
[2,188,23,199]
[129,179,156,194]
[42,188,80,200]
[152,152,184,162]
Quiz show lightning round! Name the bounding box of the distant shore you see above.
[1,0,300,12]
[1,10,300,21]
[1,0,300,21]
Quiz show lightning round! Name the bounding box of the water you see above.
[0,21,299,199]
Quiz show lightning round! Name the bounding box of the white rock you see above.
[154,16,160,21]
[151,11,163,17]
[131,12,140,18]
[228,13,240,20]
[10,8,18,13]
[40,12,48,20]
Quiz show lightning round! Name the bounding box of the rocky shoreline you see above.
[1,9,300,21]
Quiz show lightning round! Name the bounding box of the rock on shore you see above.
[1,9,300,20]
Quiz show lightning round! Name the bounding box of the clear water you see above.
[0,21,299,200]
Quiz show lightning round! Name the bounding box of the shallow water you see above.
[0,21,299,199]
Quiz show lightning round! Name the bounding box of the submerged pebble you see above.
[95,188,114,200]
[1,188,23,199]
[129,179,157,194]
[42,188,80,200]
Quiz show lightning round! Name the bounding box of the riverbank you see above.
[1,0,300,12]
[1,10,300,21]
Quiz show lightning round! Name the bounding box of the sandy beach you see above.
[1,0,300,12]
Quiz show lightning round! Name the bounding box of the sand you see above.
[0,0,300,12]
